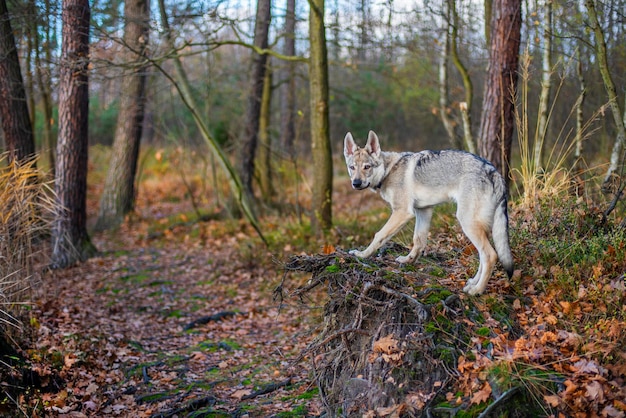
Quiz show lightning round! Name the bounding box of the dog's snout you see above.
[352,179,363,188]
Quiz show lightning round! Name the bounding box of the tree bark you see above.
[279,0,297,155]
[240,0,271,198]
[51,0,96,268]
[309,0,333,234]
[585,0,626,191]
[478,0,522,183]
[96,0,150,231]
[0,0,35,163]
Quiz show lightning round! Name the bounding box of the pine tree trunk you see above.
[478,0,522,183]
[51,0,96,268]
[309,0,333,234]
[0,0,35,163]
[96,0,150,231]
[240,0,271,198]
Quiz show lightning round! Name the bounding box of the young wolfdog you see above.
[343,131,514,295]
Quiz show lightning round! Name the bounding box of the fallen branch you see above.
[183,311,240,331]
[241,378,292,400]
[149,395,217,418]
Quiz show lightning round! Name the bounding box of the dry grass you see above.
[0,155,57,330]
[512,50,608,209]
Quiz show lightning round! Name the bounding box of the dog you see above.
[343,130,513,295]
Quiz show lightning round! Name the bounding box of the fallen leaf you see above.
[585,381,604,402]
[544,394,561,407]
[231,389,252,400]
[470,382,491,405]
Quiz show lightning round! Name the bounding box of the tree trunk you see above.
[574,50,586,164]
[279,0,297,155]
[449,0,476,154]
[51,0,96,268]
[533,0,552,171]
[240,0,271,198]
[478,0,522,183]
[0,0,35,163]
[438,2,460,149]
[257,67,274,200]
[484,0,493,47]
[585,0,626,191]
[96,0,150,231]
[35,0,56,173]
[309,0,333,234]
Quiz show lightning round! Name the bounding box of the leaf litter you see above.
[6,173,626,417]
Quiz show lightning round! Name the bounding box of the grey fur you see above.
[344,130,514,295]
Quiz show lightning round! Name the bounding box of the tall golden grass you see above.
[512,50,607,208]
[0,155,57,330]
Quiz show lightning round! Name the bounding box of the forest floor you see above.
[5,149,626,417]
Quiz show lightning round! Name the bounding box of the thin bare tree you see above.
[585,0,625,191]
[533,0,553,171]
[240,0,272,199]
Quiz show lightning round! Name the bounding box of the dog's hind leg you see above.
[350,210,414,259]
[458,215,498,295]
[396,208,433,264]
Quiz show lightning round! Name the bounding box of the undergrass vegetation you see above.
[0,155,56,330]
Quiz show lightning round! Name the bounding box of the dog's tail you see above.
[493,196,514,278]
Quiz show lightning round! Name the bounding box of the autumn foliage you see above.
[0,148,624,417]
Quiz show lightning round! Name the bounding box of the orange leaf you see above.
[373,334,400,355]
[322,244,336,254]
[544,394,561,407]
[470,382,491,405]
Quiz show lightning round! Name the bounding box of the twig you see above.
[476,387,521,418]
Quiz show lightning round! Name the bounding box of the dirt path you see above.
[31,229,322,417]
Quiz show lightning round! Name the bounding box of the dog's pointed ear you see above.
[344,132,357,157]
[366,131,381,157]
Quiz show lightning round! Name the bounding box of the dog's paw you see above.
[463,282,485,295]
[395,255,414,264]
[349,249,366,258]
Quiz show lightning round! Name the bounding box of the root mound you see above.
[281,248,475,417]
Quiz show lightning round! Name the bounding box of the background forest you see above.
[0,0,625,416]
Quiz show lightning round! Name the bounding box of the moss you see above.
[476,327,491,337]
[422,287,453,305]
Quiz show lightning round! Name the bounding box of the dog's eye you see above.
[363,164,371,170]
[349,165,355,171]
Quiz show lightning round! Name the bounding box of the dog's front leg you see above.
[396,207,433,264]
[350,210,413,258]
